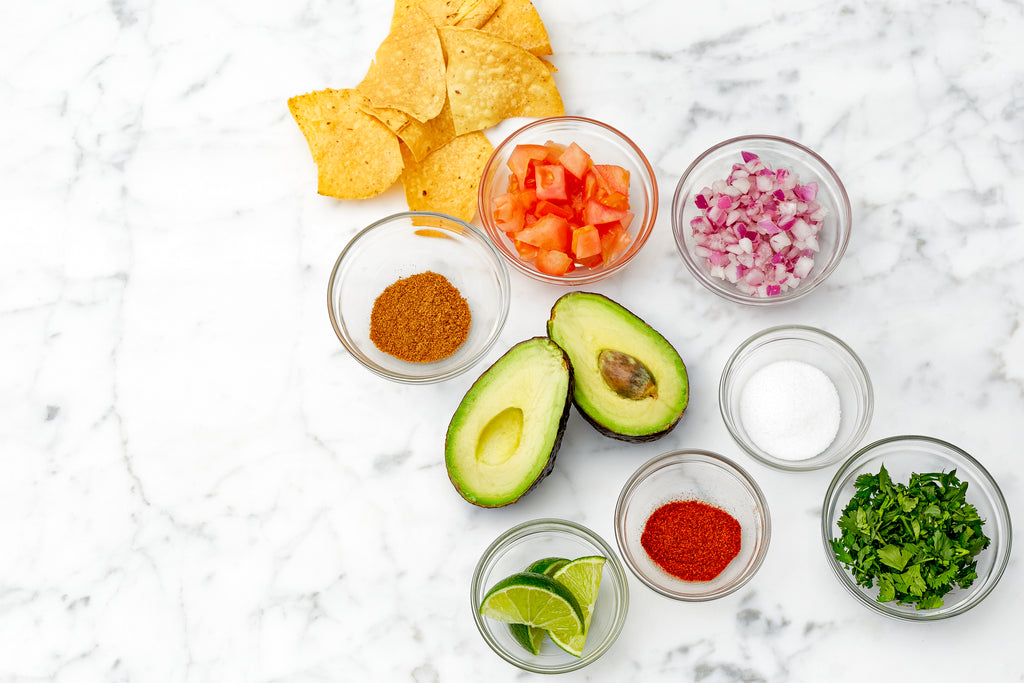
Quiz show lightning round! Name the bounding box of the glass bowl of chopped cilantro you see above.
[327,211,510,383]
[470,518,630,673]
[822,435,1012,620]
[671,135,852,305]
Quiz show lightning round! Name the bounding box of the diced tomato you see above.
[516,214,571,252]
[584,199,631,226]
[492,192,525,234]
[584,168,610,202]
[594,164,630,195]
[508,144,549,189]
[497,141,635,276]
[515,188,537,211]
[536,248,574,276]
[542,141,565,163]
[600,224,632,264]
[514,240,539,261]
[535,200,573,219]
[619,211,634,231]
[558,142,592,179]
[571,225,602,260]
[535,164,567,202]
[600,192,630,211]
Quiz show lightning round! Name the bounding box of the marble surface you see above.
[2,0,1023,680]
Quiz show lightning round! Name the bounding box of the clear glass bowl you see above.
[470,518,629,673]
[821,435,1012,621]
[719,325,873,471]
[327,211,510,383]
[671,135,851,305]
[478,116,658,285]
[614,450,771,601]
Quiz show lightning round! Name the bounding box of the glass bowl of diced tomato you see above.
[478,116,658,285]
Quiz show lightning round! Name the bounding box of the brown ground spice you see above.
[369,271,471,363]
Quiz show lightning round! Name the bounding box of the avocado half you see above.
[445,337,573,507]
[547,292,688,442]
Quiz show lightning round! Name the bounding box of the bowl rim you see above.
[478,115,659,286]
[820,434,1013,621]
[719,323,874,471]
[470,517,630,673]
[670,133,852,306]
[613,449,772,601]
[326,210,510,384]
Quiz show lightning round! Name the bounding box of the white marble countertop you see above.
[3,0,1023,680]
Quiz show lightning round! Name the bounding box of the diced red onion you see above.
[690,152,828,298]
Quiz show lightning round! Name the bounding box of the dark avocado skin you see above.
[546,292,687,444]
[574,400,683,443]
[445,337,574,508]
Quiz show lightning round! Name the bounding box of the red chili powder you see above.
[640,500,742,581]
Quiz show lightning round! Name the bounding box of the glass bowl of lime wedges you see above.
[470,518,629,673]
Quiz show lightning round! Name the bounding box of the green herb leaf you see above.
[830,464,991,610]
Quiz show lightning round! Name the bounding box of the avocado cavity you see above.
[476,407,524,466]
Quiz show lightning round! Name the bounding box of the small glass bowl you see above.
[327,211,510,383]
[720,325,873,471]
[614,450,771,601]
[470,518,629,673]
[478,116,658,285]
[671,135,852,305]
[822,435,1012,621]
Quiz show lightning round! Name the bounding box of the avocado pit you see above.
[598,349,657,400]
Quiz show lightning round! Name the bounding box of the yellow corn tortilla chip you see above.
[453,0,503,28]
[400,132,494,222]
[288,89,403,200]
[391,0,501,30]
[478,0,551,56]
[439,27,564,136]
[359,5,446,122]
[360,97,457,162]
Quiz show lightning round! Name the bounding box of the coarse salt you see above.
[739,359,841,460]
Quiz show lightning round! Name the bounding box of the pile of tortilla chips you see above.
[288,0,564,222]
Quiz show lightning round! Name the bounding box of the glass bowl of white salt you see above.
[719,325,873,471]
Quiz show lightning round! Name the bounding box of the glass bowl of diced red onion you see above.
[671,135,852,305]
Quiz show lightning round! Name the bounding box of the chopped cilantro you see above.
[830,464,990,610]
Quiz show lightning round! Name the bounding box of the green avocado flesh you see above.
[445,337,572,507]
[547,292,688,442]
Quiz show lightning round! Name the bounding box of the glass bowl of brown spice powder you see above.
[328,211,510,383]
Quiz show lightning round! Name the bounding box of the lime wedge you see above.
[526,557,570,575]
[548,556,606,657]
[508,557,570,654]
[480,572,584,641]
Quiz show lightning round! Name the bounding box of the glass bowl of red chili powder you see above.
[614,449,771,601]
[328,211,510,383]
[471,518,630,673]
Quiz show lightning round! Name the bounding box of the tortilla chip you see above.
[288,89,403,200]
[360,97,457,162]
[359,5,446,122]
[439,27,563,136]
[453,0,503,28]
[391,0,501,30]
[478,0,551,56]
[400,132,494,222]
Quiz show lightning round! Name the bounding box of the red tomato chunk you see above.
[495,141,634,276]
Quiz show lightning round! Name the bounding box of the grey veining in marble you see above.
[1,0,1022,681]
